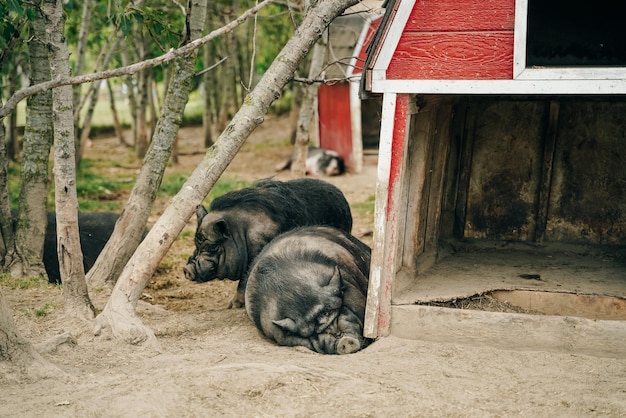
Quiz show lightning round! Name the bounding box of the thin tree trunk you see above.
[149,79,158,141]
[217,7,237,132]
[0,100,14,269]
[291,32,326,177]
[12,10,53,278]
[288,81,303,144]
[6,69,18,161]
[72,0,92,115]
[106,79,129,146]
[4,0,52,279]
[78,33,124,164]
[72,0,94,165]
[121,50,138,147]
[135,68,150,159]
[94,0,360,345]
[202,3,215,148]
[43,0,95,321]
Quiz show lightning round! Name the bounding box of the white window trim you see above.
[513,0,626,81]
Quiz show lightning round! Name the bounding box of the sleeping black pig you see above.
[183,178,353,308]
[245,226,373,355]
[43,211,121,283]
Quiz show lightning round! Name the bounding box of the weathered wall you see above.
[449,97,626,246]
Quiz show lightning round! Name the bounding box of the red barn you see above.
[316,11,383,172]
[361,0,626,356]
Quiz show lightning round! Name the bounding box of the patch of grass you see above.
[33,303,56,317]
[7,163,24,211]
[206,177,252,203]
[157,174,251,203]
[68,159,135,212]
[77,162,133,195]
[158,173,190,197]
[178,229,194,239]
[78,200,123,212]
[244,138,292,152]
[0,274,47,289]
[352,194,376,218]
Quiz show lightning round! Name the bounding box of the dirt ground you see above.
[1,115,625,417]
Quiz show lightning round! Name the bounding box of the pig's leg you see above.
[227,279,247,309]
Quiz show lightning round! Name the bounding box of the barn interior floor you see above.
[393,240,626,306]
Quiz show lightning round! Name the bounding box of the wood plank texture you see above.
[407,0,515,32]
[391,304,626,358]
[388,32,514,80]
[318,82,353,168]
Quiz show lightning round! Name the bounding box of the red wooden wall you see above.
[387,0,516,80]
[318,82,353,168]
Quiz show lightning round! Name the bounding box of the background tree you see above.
[291,30,326,177]
[9,0,54,280]
[0,0,30,162]
[43,0,96,321]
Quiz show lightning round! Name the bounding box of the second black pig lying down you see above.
[183,178,353,308]
[245,226,373,355]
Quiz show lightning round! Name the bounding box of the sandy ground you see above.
[1,115,625,417]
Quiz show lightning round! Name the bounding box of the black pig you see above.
[43,211,120,283]
[183,178,353,308]
[245,226,373,355]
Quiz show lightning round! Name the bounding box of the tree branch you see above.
[0,0,274,121]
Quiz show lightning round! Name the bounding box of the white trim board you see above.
[371,0,416,75]
[370,78,626,95]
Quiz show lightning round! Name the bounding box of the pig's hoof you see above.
[336,336,361,355]
[227,293,245,309]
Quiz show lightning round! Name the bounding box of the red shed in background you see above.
[316,12,383,173]
[361,0,626,356]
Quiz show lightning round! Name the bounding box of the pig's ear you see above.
[272,318,298,334]
[213,219,230,239]
[325,265,342,291]
[195,205,208,223]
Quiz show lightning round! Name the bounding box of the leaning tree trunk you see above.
[43,0,96,321]
[94,0,361,345]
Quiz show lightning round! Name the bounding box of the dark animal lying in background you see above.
[245,226,373,355]
[44,211,121,283]
[275,146,346,177]
[183,178,353,308]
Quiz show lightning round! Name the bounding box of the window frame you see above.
[513,0,626,80]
